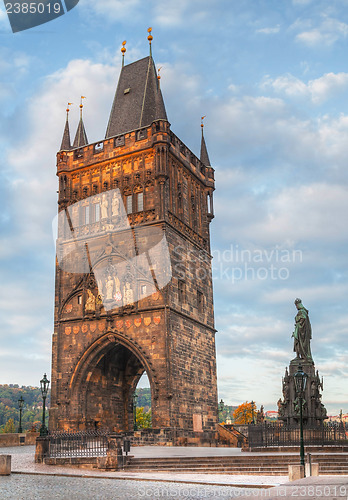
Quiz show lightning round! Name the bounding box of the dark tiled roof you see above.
[60,116,71,151]
[200,131,211,166]
[73,117,88,148]
[105,56,167,138]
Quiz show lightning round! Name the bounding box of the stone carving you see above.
[101,194,108,219]
[124,281,134,306]
[112,193,120,216]
[85,289,96,313]
[105,275,114,300]
[292,298,313,362]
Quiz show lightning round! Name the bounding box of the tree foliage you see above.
[3,418,16,433]
[233,401,257,424]
[0,384,49,432]
[136,407,152,429]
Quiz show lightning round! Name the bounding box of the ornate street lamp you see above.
[251,400,255,424]
[218,399,225,422]
[133,392,138,431]
[294,364,308,467]
[40,373,50,437]
[18,396,24,433]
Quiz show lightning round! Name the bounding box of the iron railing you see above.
[48,429,108,458]
[248,422,348,448]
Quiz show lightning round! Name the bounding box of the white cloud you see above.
[295,16,348,47]
[263,72,348,104]
[256,25,280,35]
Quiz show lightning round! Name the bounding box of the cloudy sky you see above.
[1,0,348,415]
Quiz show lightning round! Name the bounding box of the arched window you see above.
[137,192,144,212]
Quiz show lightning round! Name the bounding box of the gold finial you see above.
[147,27,153,56]
[201,115,206,128]
[80,96,86,118]
[121,40,127,67]
[157,66,162,80]
[66,102,73,114]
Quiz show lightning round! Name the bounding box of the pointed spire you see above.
[105,53,167,139]
[200,116,211,167]
[73,96,88,148]
[121,40,126,68]
[60,103,72,151]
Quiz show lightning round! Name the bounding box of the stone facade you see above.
[49,53,218,443]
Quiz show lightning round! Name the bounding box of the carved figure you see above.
[101,194,108,219]
[124,281,134,306]
[113,276,122,302]
[112,193,120,216]
[292,298,313,362]
[85,289,96,313]
[277,398,284,416]
[105,275,114,300]
[282,380,290,401]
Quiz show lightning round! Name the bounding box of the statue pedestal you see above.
[278,358,327,426]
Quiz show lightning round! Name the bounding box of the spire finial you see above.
[147,27,153,56]
[121,40,127,68]
[80,96,86,119]
[66,102,73,119]
[157,66,162,87]
[201,115,206,133]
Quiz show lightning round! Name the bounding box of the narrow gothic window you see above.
[77,295,82,305]
[126,195,132,214]
[137,192,144,212]
[95,203,100,222]
[84,205,90,225]
[141,284,147,295]
[178,280,186,304]
[197,290,204,313]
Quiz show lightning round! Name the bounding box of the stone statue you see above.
[101,194,108,219]
[124,281,134,306]
[105,275,114,300]
[292,298,313,362]
[282,379,290,402]
[112,193,120,216]
[85,289,96,313]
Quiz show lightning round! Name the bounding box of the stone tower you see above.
[277,299,327,426]
[49,39,218,444]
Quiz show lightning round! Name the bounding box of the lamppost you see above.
[133,392,138,431]
[251,400,255,424]
[294,364,308,467]
[219,399,225,423]
[40,373,50,437]
[18,396,24,433]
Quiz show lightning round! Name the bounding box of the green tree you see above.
[2,418,16,433]
[136,407,152,429]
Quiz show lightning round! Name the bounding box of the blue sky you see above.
[1,0,348,414]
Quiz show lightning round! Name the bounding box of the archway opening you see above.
[134,372,152,429]
[81,341,151,432]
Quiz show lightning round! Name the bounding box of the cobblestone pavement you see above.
[1,446,287,487]
[4,445,348,499]
[0,474,263,499]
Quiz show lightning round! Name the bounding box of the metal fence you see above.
[48,429,108,458]
[248,422,348,448]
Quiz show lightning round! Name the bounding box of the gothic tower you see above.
[50,36,218,444]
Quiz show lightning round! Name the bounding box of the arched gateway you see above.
[67,332,159,432]
[49,38,218,445]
